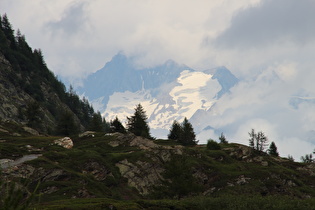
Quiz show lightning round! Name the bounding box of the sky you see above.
[1,0,315,160]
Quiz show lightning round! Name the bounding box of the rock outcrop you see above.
[53,137,73,149]
[110,133,184,195]
[116,159,164,195]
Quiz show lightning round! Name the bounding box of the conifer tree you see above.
[126,104,152,139]
[219,132,228,144]
[89,111,103,132]
[168,120,182,141]
[179,118,197,146]
[249,129,256,148]
[26,101,41,128]
[1,14,16,49]
[268,141,279,157]
[167,118,197,146]
[102,117,110,133]
[110,116,126,133]
[56,111,79,136]
[287,155,294,162]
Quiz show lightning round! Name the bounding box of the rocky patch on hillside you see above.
[1,132,315,203]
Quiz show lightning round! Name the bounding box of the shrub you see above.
[207,139,221,150]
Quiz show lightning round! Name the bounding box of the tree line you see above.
[108,104,198,145]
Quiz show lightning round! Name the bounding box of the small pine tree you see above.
[287,155,294,162]
[110,116,126,133]
[219,132,228,144]
[167,118,197,146]
[179,118,197,146]
[26,101,41,128]
[102,117,110,133]
[56,111,79,136]
[168,120,182,141]
[268,141,279,157]
[248,129,256,149]
[89,112,103,132]
[126,104,152,139]
[154,155,202,199]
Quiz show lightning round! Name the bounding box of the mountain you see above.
[78,53,192,109]
[79,53,238,140]
[0,14,96,135]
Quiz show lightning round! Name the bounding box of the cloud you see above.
[205,62,315,160]
[214,0,315,49]
[45,1,89,36]
[0,0,261,78]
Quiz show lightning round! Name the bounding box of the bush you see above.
[207,139,221,150]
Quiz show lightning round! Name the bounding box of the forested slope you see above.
[0,14,104,135]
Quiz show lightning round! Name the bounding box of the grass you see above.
[32,195,315,210]
[34,198,142,210]
[2,133,315,209]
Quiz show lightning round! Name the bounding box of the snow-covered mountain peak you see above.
[78,53,239,139]
[103,68,228,138]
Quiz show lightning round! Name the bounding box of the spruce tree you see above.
[249,129,255,149]
[89,111,103,132]
[179,118,197,146]
[56,111,79,136]
[26,101,41,128]
[126,104,152,139]
[268,141,279,157]
[102,117,110,133]
[110,116,126,133]
[168,120,182,141]
[1,14,16,49]
[219,132,228,144]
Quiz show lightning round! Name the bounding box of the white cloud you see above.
[45,1,90,36]
[207,63,315,160]
[0,0,260,78]
[214,0,315,48]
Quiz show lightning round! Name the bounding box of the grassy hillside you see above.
[1,128,315,209]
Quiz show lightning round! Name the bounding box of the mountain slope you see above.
[0,14,95,134]
[1,132,315,208]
